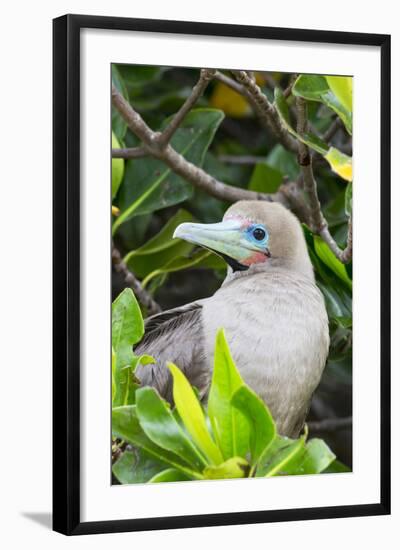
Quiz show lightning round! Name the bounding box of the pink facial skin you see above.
[241,251,269,266]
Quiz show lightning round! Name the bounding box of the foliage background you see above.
[111,65,352,468]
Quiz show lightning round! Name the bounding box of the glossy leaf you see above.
[141,249,225,288]
[112,289,144,407]
[112,348,116,405]
[257,436,305,477]
[203,457,250,479]
[113,109,224,234]
[323,458,351,473]
[168,362,223,465]
[274,88,352,181]
[112,65,129,140]
[266,144,299,180]
[292,75,352,134]
[325,76,352,113]
[112,405,201,479]
[112,132,125,199]
[325,147,352,182]
[136,387,207,469]
[124,209,195,278]
[208,329,250,460]
[297,438,336,474]
[148,468,191,483]
[231,385,276,463]
[314,236,352,290]
[248,163,283,193]
[113,447,168,484]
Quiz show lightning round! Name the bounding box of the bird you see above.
[135,200,329,437]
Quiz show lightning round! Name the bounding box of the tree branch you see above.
[323,116,343,143]
[214,70,246,95]
[307,416,352,432]
[111,83,294,206]
[159,69,216,146]
[231,70,299,154]
[296,97,352,264]
[112,244,161,316]
[112,146,147,159]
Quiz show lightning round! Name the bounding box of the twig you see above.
[231,70,299,154]
[296,97,352,264]
[214,70,246,95]
[112,146,147,159]
[307,416,352,432]
[112,244,161,316]
[111,84,292,206]
[158,69,216,146]
[283,73,298,98]
[323,116,343,143]
[218,154,267,165]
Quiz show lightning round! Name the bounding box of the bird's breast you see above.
[201,270,329,435]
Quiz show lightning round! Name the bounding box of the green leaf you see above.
[113,447,168,484]
[112,348,116,404]
[266,144,299,180]
[112,289,144,407]
[112,132,125,199]
[168,362,223,465]
[298,438,336,474]
[323,458,351,473]
[136,387,207,469]
[274,88,328,155]
[148,468,191,483]
[203,457,250,480]
[292,75,352,134]
[231,385,276,464]
[124,209,195,278]
[113,109,224,234]
[208,329,250,460]
[325,76,352,113]
[248,163,283,193]
[141,249,225,288]
[122,354,155,406]
[112,65,129,140]
[116,65,163,92]
[257,436,305,477]
[112,405,202,479]
[314,236,352,290]
[345,182,352,216]
[274,88,352,181]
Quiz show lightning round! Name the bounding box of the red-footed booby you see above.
[135,201,329,437]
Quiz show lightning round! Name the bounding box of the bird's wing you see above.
[134,301,209,403]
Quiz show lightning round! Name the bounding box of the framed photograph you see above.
[53,14,391,535]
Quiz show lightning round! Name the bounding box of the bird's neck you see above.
[222,256,315,287]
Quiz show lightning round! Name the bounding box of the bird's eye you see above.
[252,227,266,241]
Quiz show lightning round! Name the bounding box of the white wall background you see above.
[0,0,398,548]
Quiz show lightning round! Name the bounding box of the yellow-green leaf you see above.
[274,87,352,181]
[203,457,250,479]
[168,362,223,465]
[325,147,352,182]
[208,329,250,460]
[112,132,124,199]
[314,236,352,290]
[325,76,352,113]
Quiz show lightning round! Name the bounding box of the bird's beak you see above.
[173,219,267,271]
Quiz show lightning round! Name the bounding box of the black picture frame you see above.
[53,14,391,536]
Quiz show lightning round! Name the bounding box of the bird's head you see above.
[173,200,313,277]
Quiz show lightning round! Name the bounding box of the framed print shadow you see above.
[53,14,391,535]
